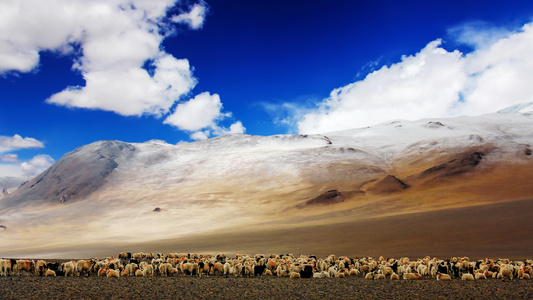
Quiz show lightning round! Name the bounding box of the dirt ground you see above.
[1,275,533,300]
[107,198,533,260]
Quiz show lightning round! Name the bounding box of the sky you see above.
[1,0,533,180]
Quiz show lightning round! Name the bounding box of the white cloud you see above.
[171,3,207,29]
[165,92,226,131]
[189,130,210,141]
[0,135,45,153]
[164,92,245,140]
[297,22,533,134]
[1,154,20,163]
[47,54,196,116]
[0,0,201,117]
[0,0,244,141]
[20,154,55,177]
[0,135,51,178]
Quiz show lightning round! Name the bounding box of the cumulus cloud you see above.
[20,154,55,177]
[0,0,204,117]
[164,92,245,140]
[297,22,533,134]
[165,92,226,131]
[0,0,244,140]
[0,135,45,153]
[171,3,208,29]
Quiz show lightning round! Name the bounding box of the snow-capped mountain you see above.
[1,106,532,258]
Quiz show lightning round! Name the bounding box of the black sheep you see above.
[437,262,448,275]
[300,265,313,278]
[254,264,266,276]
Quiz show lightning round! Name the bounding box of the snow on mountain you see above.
[497,101,533,113]
[0,106,532,258]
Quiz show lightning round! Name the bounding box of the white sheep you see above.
[106,269,120,278]
[0,260,9,276]
[403,273,421,280]
[349,268,360,276]
[289,272,301,279]
[224,262,231,276]
[64,261,76,277]
[461,273,474,281]
[143,264,154,277]
[380,266,393,278]
[436,273,451,281]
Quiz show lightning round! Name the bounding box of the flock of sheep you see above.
[1,253,532,281]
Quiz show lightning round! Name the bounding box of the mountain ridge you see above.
[1,108,532,258]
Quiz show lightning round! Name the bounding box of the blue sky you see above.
[1,0,533,179]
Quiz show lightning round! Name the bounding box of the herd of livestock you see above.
[1,253,532,281]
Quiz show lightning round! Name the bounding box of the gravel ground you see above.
[1,276,533,300]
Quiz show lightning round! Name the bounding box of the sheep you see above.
[135,269,144,277]
[398,265,411,276]
[328,266,338,278]
[390,273,400,280]
[289,272,301,279]
[76,260,95,277]
[335,271,345,278]
[403,273,421,280]
[106,269,120,278]
[380,266,393,278]
[224,262,232,276]
[212,262,225,276]
[417,264,428,277]
[98,269,107,277]
[35,260,47,276]
[16,260,35,276]
[498,268,513,280]
[254,264,267,277]
[160,263,172,277]
[349,268,360,276]
[133,253,144,262]
[374,273,386,280]
[143,264,154,277]
[364,272,374,280]
[0,260,10,276]
[520,274,530,280]
[64,262,76,277]
[461,273,475,281]
[300,265,313,278]
[181,262,196,276]
[360,264,372,275]
[45,269,56,277]
[197,262,210,277]
[437,273,451,281]
[474,271,487,280]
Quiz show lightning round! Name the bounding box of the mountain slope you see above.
[1,108,532,258]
